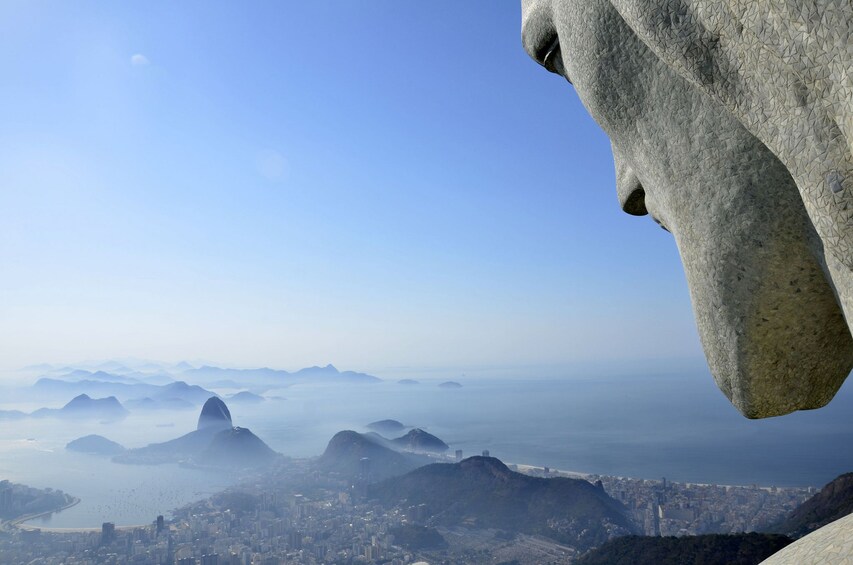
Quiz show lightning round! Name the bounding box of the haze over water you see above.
[2,369,851,529]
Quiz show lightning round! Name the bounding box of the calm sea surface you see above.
[1,372,851,528]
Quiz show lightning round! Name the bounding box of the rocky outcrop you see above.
[197,397,232,431]
[391,428,449,454]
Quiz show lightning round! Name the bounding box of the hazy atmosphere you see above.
[1,2,850,564]
[0,1,700,374]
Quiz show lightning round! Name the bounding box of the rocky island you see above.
[366,419,406,434]
[66,434,126,456]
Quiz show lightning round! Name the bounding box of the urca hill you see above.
[108,397,278,468]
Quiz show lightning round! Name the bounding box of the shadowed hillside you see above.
[317,430,430,482]
[575,533,793,565]
[369,456,638,550]
[769,472,853,538]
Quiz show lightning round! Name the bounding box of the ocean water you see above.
[1,371,852,528]
[0,411,234,529]
[239,373,853,488]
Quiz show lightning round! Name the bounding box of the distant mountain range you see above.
[16,361,379,423]
[27,363,381,402]
[31,394,128,421]
[32,377,216,405]
[369,456,638,550]
[183,363,381,386]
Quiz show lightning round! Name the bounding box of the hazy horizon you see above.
[0,1,708,374]
[1,2,850,563]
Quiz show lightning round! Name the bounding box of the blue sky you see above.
[0,1,704,375]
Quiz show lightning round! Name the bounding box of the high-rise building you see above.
[0,486,12,512]
[482,449,490,457]
[455,449,463,461]
[156,515,165,534]
[201,554,219,565]
[101,522,116,545]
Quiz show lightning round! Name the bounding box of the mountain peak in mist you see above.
[197,397,232,431]
[294,364,339,376]
[29,394,130,421]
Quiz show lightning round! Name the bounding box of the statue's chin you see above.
[675,231,853,418]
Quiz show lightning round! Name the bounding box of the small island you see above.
[66,434,126,456]
[439,381,462,389]
[228,391,265,404]
[366,419,406,434]
[397,379,420,385]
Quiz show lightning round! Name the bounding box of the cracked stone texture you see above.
[521,0,853,417]
[608,1,853,272]
[760,513,853,565]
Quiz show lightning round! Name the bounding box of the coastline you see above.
[2,455,815,534]
[4,496,81,532]
[504,461,815,491]
[13,496,148,533]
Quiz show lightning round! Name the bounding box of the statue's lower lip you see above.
[672,227,853,418]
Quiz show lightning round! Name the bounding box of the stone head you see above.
[521,0,853,417]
